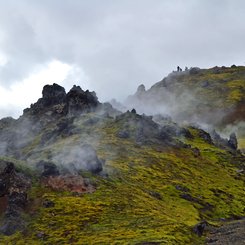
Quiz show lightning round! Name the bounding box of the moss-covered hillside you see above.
[127,65,245,150]
[0,108,244,244]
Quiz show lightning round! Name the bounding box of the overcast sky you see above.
[0,0,245,118]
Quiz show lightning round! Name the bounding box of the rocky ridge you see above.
[126,65,245,151]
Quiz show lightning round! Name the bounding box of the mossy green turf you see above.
[153,66,245,107]
[1,115,244,244]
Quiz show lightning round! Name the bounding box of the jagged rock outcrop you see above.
[210,130,239,151]
[115,110,191,146]
[24,83,67,115]
[136,84,146,94]
[23,83,100,117]
[0,160,31,235]
[228,133,238,150]
[66,85,99,116]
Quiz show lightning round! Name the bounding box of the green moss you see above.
[1,115,244,244]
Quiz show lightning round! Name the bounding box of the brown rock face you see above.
[0,160,31,236]
[42,175,95,194]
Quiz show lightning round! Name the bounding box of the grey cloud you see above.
[0,0,245,104]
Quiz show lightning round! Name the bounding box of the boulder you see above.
[193,220,208,236]
[228,133,238,150]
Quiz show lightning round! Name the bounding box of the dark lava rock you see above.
[180,193,197,202]
[228,132,238,150]
[117,130,130,139]
[175,185,190,193]
[131,108,137,114]
[24,83,67,115]
[180,193,214,213]
[42,83,66,106]
[210,130,229,149]
[66,85,99,115]
[193,220,208,236]
[192,147,201,157]
[198,129,213,144]
[8,191,27,209]
[0,216,26,236]
[115,111,186,146]
[0,161,14,196]
[36,161,60,177]
[158,127,174,144]
[160,125,192,139]
[0,160,31,236]
[23,83,100,117]
[43,199,55,208]
[148,191,162,200]
[115,111,160,144]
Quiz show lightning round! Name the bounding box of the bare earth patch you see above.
[206,219,245,245]
[42,175,95,193]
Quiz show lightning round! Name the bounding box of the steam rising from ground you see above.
[119,71,244,149]
[52,143,103,174]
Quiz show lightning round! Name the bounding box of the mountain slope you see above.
[0,83,244,244]
[126,65,245,150]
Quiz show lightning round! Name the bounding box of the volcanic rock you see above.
[66,85,99,115]
[193,220,208,236]
[0,160,31,235]
[0,161,14,196]
[197,129,213,144]
[228,133,238,150]
[24,83,67,115]
[23,84,100,117]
